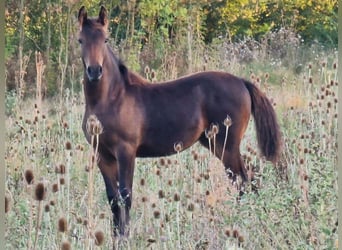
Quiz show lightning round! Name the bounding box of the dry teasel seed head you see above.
[76,217,83,224]
[159,158,166,166]
[187,203,195,212]
[151,70,156,80]
[59,177,65,185]
[61,240,71,250]
[144,65,150,74]
[174,142,183,153]
[63,121,69,129]
[58,217,68,233]
[193,152,199,161]
[52,183,59,193]
[34,182,47,201]
[55,164,66,174]
[173,193,180,202]
[24,169,34,185]
[211,124,219,134]
[153,210,161,219]
[224,229,231,237]
[65,141,72,150]
[94,229,105,246]
[86,114,103,136]
[158,190,165,199]
[205,129,214,139]
[233,229,239,238]
[223,115,232,127]
[83,218,89,226]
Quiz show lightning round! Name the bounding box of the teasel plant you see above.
[33,181,48,250]
[23,168,35,250]
[221,115,232,161]
[173,141,183,182]
[85,114,103,248]
[173,140,184,244]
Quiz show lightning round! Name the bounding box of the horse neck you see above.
[84,46,125,109]
[128,71,150,85]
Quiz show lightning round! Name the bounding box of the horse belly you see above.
[137,110,206,157]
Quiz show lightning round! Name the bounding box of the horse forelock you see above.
[80,18,107,34]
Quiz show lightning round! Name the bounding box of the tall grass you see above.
[5,39,337,249]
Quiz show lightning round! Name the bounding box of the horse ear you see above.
[98,6,108,27]
[78,6,87,28]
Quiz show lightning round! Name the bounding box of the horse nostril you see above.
[87,66,92,75]
[87,65,103,81]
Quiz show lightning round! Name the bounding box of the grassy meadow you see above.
[5,40,338,249]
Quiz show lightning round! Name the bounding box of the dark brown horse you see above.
[78,6,281,236]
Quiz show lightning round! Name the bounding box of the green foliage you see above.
[5,90,17,116]
[5,0,337,97]
[218,0,337,46]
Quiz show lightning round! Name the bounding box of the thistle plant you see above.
[85,114,103,247]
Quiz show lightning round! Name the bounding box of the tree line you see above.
[5,0,338,98]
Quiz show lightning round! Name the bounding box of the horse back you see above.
[134,71,251,156]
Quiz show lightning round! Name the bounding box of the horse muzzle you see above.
[86,65,103,82]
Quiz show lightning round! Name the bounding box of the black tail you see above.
[244,80,282,163]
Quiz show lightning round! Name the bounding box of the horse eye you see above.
[105,38,109,43]
[78,39,83,44]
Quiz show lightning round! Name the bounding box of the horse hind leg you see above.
[221,148,248,183]
[199,125,248,183]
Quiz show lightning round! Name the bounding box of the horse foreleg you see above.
[115,144,136,236]
[97,157,125,236]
